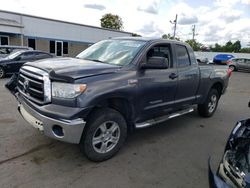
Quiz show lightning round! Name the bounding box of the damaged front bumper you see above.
[18,96,86,144]
[5,74,86,144]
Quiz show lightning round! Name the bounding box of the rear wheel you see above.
[0,67,5,78]
[198,89,219,117]
[80,108,127,162]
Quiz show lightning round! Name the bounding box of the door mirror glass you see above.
[141,57,168,69]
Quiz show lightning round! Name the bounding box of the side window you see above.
[20,52,35,60]
[246,59,250,64]
[36,52,52,59]
[146,44,171,67]
[176,45,191,67]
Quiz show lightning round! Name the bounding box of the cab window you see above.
[146,44,171,67]
[176,45,191,67]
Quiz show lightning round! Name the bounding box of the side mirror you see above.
[141,57,168,69]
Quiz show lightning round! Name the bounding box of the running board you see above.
[135,108,194,129]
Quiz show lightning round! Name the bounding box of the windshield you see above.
[76,39,146,66]
[5,51,23,60]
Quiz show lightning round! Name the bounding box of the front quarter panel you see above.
[75,69,138,114]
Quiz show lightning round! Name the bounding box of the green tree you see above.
[224,41,233,52]
[210,43,222,52]
[185,39,203,51]
[240,48,250,53]
[100,13,123,30]
[132,33,141,37]
[162,33,180,41]
[232,40,241,52]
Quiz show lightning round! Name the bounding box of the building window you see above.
[63,42,68,54]
[28,38,36,50]
[50,41,55,53]
[50,40,68,56]
[0,36,9,45]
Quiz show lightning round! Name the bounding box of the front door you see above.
[137,43,178,122]
[56,41,63,57]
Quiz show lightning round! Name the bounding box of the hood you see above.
[25,57,120,80]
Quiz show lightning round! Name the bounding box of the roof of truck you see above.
[113,37,187,45]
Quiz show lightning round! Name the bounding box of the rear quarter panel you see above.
[196,65,229,104]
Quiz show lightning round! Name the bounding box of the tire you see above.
[198,89,219,117]
[229,65,237,72]
[80,108,127,162]
[0,67,5,78]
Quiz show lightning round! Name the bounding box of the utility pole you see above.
[170,14,178,38]
[192,25,198,41]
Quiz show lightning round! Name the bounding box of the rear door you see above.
[137,43,178,122]
[236,58,246,69]
[174,44,199,108]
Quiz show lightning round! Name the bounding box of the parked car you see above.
[0,45,33,58]
[6,38,232,161]
[213,54,235,65]
[197,56,213,64]
[0,50,53,78]
[209,101,250,188]
[227,58,250,72]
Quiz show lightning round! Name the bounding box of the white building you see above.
[0,10,133,57]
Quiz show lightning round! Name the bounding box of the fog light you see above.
[52,125,64,138]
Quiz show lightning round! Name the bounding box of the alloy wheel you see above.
[92,121,120,154]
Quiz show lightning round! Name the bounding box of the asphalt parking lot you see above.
[0,72,250,188]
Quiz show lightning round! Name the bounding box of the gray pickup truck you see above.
[6,38,232,161]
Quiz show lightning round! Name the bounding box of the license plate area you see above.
[20,105,44,131]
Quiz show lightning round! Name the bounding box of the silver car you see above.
[228,58,250,72]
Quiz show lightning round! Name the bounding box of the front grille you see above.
[17,66,51,104]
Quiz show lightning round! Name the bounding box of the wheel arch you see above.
[85,97,136,129]
[211,82,223,97]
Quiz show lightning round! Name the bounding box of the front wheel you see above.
[229,65,237,72]
[198,89,219,117]
[80,108,127,162]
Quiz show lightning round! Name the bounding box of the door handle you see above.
[169,73,178,80]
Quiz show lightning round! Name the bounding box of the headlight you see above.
[52,82,87,98]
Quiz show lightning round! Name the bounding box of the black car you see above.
[0,50,53,78]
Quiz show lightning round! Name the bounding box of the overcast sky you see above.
[1,0,250,46]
